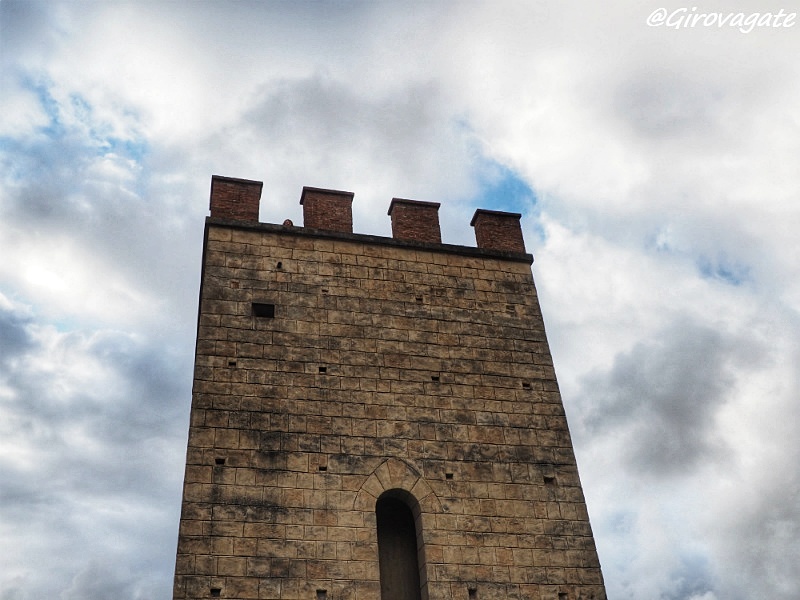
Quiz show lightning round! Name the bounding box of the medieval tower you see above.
[172,176,606,600]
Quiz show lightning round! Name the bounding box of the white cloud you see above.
[0,77,49,138]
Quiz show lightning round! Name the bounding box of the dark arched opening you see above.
[376,492,422,600]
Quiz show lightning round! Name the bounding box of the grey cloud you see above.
[581,317,749,475]
[653,552,715,600]
[85,331,190,430]
[0,1,61,64]
[60,560,168,600]
[3,328,190,491]
[713,468,800,600]
[246,75,444,151]
[61,562,135,600]
[0,305,34,361]
[0,586,26,600]
[613,69,725,141]
[0,317,186,599]
[217,74,489,238]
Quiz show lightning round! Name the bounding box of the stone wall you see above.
[173,212,605,600]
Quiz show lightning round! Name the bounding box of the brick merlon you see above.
[209,175,262,222]
[388,198,442,244]
[300,186,354,233]
[470,209,526,253]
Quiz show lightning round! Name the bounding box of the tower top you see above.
[208,175,528,257]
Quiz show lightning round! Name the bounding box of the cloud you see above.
[530,212,799,599]
[61,560,167,600]
[0,296,34,362]
[580,317,749,475]
[0,74,204,331]
[1,1,799,599]
[209,74,492,240]
[61,562,137,600]
[0,296,187,599]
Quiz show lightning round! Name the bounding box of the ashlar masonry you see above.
[172,175,607,600]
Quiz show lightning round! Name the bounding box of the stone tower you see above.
[172,175,606,600]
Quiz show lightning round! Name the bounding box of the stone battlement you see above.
[209,175,527,254]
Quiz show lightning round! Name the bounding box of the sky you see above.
[1,1,798,599]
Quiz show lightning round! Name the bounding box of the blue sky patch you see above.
[3,75,149,195]
[697,255,750,286]
[20,76,65,138]
[18,77,148,160]
[105,137,149,162]
[474,163,537,215]
[471,163,545,241]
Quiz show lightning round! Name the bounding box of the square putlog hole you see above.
[252,302,275,318]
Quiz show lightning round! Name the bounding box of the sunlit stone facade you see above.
[172,176,606,600]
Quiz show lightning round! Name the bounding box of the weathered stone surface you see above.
[172,203,606,600]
